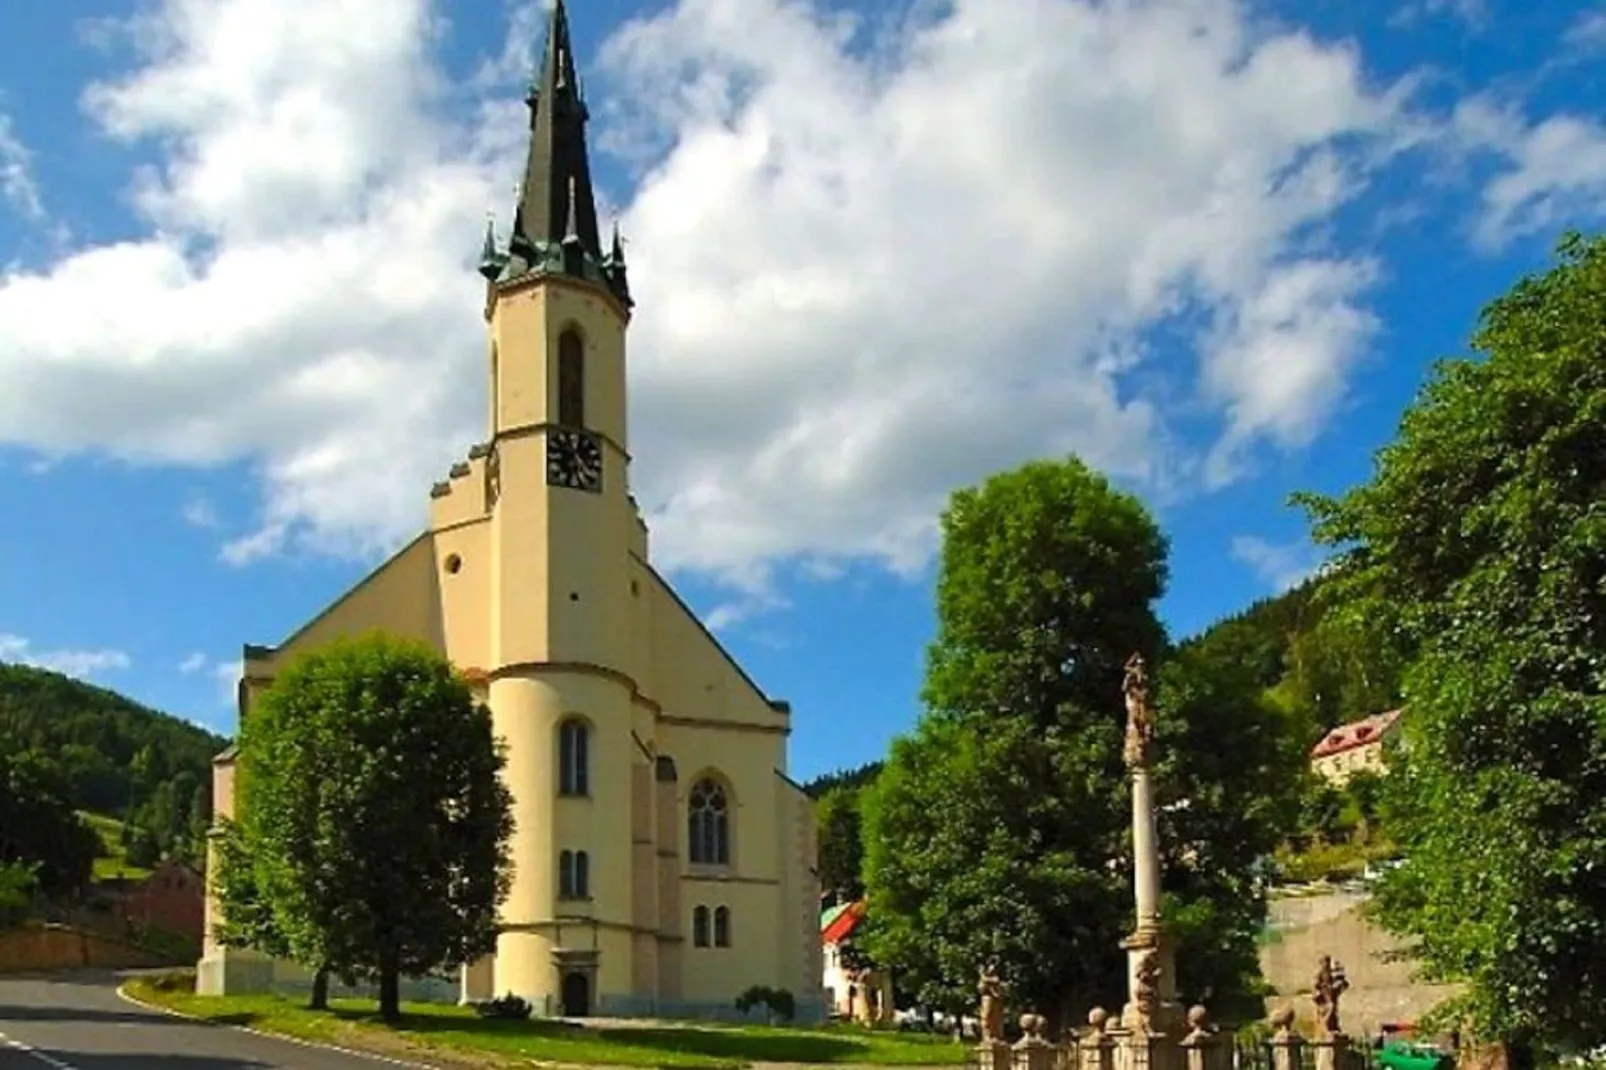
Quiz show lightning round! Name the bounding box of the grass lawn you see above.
[80,811,152,882]
[124,976,966,1069]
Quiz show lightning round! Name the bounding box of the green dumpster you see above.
[1379,1041,1453,1070]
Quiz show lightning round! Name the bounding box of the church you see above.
[197,0,824,1021]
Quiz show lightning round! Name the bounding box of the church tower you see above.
[202,0,821,1019]
[476,0,640,1008]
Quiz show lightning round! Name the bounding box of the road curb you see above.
[114,981,443,1069]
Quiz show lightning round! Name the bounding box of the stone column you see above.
[1081,1008,1118,1070]
[1268,1008,1305,1070]
[1117,655,1181,1044]
[1014,1014,1056,1070]
[1131,764,1162,929]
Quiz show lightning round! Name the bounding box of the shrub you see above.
[474,994,533,1020]
[735,985,796,1024]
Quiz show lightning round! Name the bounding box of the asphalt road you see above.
[0,971,432,1070]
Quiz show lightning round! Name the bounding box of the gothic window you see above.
[692,905,710,948]
[687,777,730,866]
[559,849,590,899]
[558,719,589,796]
[713,906,731,948]
[557,329,584,428]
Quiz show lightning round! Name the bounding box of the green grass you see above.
[124,976,966,1068]
[80,811,152,882]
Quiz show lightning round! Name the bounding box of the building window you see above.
[559,719,589,796]
[693,905,710,947]
[713,905,731,948]
[557,329,584,427]
[559,849,590,899]
[688,777,730,865]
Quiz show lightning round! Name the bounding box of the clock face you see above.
[546,429,603,492]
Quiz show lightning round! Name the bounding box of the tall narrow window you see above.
[559,719,589,796]
[692,905,711,948]
[713,906,730,948]
[559,849,590,899]
[557,329,584,427]
[688,778,730,865]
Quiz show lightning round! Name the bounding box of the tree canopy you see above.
[0,748,99,899]
[1298,232,1606,1053]
[219,633,514,1020]
[862,457,1300,1027]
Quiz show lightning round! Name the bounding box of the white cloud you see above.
[0,110,46,223]
[213,658,244,708]
[0,0,1539,609]
[182,496,221,529]
[0,633,132,679]
[1564,7,1606,54]
[1450,97,1606,249]
[1390,0,1487,30]
[178,651,208,673]
[1230,535,1322,593]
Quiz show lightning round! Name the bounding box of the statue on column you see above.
[1132,948,1162,1033]
[1122,653,1155,769]
[1312,955,1349,1037]
[978,961,1007,1042]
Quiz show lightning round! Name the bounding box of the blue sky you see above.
[1,0,1603,783]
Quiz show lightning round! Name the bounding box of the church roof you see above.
[480,0,632,309]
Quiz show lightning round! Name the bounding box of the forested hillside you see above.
[810,569,1407,901]
[0,662,227,875]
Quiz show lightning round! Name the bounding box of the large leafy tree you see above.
[864,458,1300,1028]
[817,787,867,901]
[865,459,1162,1026]
[224,633,514,1021]
[1297,232,1606,1053]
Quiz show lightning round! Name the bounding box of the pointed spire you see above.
[505,0,601,275]
[604,218,633,310]
[478,214,504,281]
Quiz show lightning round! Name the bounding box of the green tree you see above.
[1149,643,1304,1021]
[0,749,98,897]
[0,861,39,929]
[225,633,515,1021]
[862,458,1167,1026]
[1297,232,1606,1053]
[816,787,866,901]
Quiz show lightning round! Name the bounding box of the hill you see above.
[0,662,227,872]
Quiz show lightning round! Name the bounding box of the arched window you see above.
[559,849,590,899]
[557,329,584,428]
[559,719,589,796]
[692,905,711,947]
[687,777,730,865]
[713,906,730,948]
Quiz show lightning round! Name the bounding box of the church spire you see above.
[483,0,632,309]
[510,0,600,267]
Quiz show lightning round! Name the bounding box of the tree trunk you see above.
[308,966,329,1011]
[378,950,401,1023]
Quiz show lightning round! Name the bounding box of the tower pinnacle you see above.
[481,0,632,309]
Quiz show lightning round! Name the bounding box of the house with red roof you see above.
[820,899,892,1021]
[1310,709,1402,785]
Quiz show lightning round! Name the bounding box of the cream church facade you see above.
[197,1,823,1020]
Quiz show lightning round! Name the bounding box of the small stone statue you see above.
[978,961,1007,1042]
[1312,955,1349,1037]
[1123,653,1156,769]
[1132,948,1161,1029]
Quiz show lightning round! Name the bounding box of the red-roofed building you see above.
[821,899,892,1022]
[1310,709,1403,785]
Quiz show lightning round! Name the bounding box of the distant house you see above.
[821,899,892,1022]
[1310,709,1403,785]
[118,859,204,946]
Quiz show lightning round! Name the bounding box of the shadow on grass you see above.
[390,1014,867,1063]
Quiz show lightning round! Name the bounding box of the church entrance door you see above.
[561,971,590,1017]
